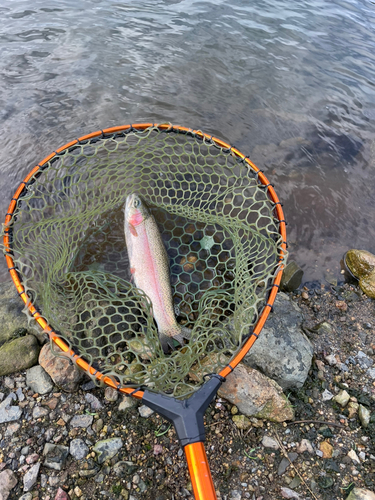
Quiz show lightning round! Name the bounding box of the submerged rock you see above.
[243,293,313,389]
[345,249,375,298]
[0,335,40,377]
[280,261,304,292]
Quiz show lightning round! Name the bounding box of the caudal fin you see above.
[159,326,192,353]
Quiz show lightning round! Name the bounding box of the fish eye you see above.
[133,198,141,208]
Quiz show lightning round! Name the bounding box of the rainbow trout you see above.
[124,194,190,352]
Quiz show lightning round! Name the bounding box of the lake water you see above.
[1,0,375,284]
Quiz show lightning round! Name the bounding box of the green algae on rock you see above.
[345,249,375,299]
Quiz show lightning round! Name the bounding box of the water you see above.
[1,0,375,283]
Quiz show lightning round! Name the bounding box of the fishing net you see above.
[3,124,285,398]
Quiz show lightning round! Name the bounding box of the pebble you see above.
[325,354,338,366]
[322,389,333,401]
[25,454,39,465]
[280,487,302,499]
[319,441,333,458]
[0,393,22,424]
[278,453,298,475]
[32,406,49,419]
[16,387,25,402]
[346,487,375,500]
[70,439,89,460]
[358,405,371,428]
[93,437,123,464]
[43,443,69,470]
[368,368,375,379]
[118,395,137,411]
[348,449,361,464]
[229,491,241,500]
[54,487,70,500]
[296,439,314,454]
[333,389,350,407]
[23,462,40,492]
[26,365,54,395]
[138,405,154,418]
[4,377,15,389]
[5,422,20,436]
[232,414,251,430]
[85,393,103,410]
[104,387,118,402]
[19,494,33,500]
[261,435,280,450]
[70,414,93,428]
[0,469,17,499]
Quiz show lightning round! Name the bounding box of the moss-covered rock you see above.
[0,335,40,376]
[345,249,375,298]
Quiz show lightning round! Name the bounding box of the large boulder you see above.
[0,281,29,347]
[0,335,40,376]
[243,292,313,389]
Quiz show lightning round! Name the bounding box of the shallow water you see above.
[1,0,375,283]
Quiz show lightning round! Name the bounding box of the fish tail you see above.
[159,325,192,353]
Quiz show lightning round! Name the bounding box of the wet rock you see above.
[218,362,294,422]
[261,435,279,450]
[43,443,69,470]
[70,439,89,460]
[0,335,40,377]
[26,365,53,395]
[70,414,93,428]
[39,344,86,392]
[0,281,30,346]
[346,488,375,500]
[0,393,22,424]
[0,469,17,500]
[280,261,304,292]
[23,462,40,492]
[358,405,371,428]
[333,389,350,407]
[345,249,375,298]
[93,437,123,464]
[243,293,313,389]
[85,393,102,410]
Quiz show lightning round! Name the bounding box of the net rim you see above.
[3,122,287,400]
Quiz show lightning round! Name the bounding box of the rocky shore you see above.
[0,278,374,500]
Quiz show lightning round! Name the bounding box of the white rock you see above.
[325,354,337,366]
[138,405,154,418]
[322,389,333,401]
[296,439,314,454]
[348,449,361,464]
[261,435,279,450]
[23,463,41,492]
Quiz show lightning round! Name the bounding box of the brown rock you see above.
[44,397,59,410]
[319,441,333,458]
[55,487,71,500]
[345,249,375,298]
[39,344,86,392]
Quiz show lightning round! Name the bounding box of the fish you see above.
[124,193,191,352]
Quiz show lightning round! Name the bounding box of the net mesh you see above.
[3,125,285,398]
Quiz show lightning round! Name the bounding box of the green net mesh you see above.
[3,125,285,398]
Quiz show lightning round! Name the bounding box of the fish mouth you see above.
[125,193,136,209]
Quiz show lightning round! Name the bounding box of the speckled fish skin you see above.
[124,194,190,352]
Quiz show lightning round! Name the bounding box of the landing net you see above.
[3,124,286,398]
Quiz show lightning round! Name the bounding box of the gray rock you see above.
[93,437,123,464]
[229,491,241,500]
[346,488,375,500]
[0,469,18,500]
[43,443,69,470]
[261,435,279,449]
[118,395,137,411]
[0,336,40,377]
[0,393,22,424]
[26,365,53,395]
[16,387,25,402]
[358,405,371,428]
[280,261,304,292]
[104,387,118,402]
[70,414,93,428]
[138,405,154,418]
[18,493,33,500]
[0,281,30,347]
[356,351,373,368]
[81,380,96,391]
[32,406,49,419]
[70,439,89,460]
[243,293,313,389]
[23,462,40,492]
[113,461,138,478]
[278,452,298,475]
[85,393,103,410]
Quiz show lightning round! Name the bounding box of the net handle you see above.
[3,122,287,398]
[185,442,217,500]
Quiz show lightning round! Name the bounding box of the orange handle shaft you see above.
[185,442,217,500]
